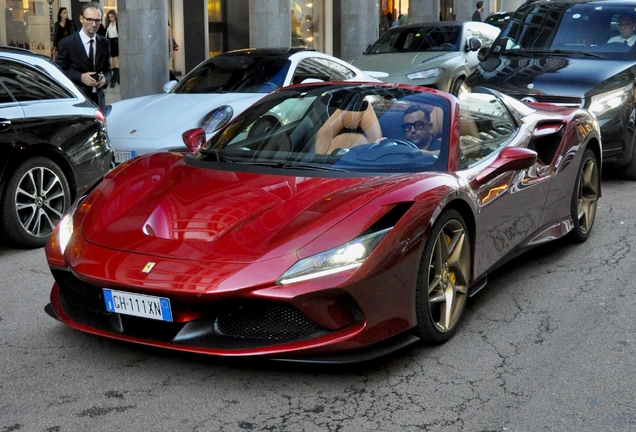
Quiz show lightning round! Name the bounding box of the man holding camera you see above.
[56,2,111,111]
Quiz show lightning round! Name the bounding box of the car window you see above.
[201,85,451,174]
[498,3,636,59]
[0,59,73,101]
[0,81,13,104]
[458,92,517,168]
[172,56,291,94]
[291,58,356,85]
[367,25,461,54]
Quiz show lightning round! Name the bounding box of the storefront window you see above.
[208,0,225,56]
[2,0,58,55]
[291,0,323,51]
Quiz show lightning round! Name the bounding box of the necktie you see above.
[88,39,94,71]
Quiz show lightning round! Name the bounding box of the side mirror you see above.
[163,80,178,93]
[468,37,482,52]
[182,128,206,153]
[473,147,537,185]
[477,46,490,62]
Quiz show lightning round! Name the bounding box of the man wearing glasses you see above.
[402,105,440,156]
[608,15,636,46]
[56,2,111,110]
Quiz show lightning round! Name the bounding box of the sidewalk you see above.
[104,82,123,105]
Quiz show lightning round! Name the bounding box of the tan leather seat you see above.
[315,102,382,154]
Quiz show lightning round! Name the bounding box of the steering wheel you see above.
[439,43,455,50]
[248,115,280,138]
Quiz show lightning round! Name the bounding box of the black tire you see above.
[450,77,465,97]
[414,209,471,345]
[568,148,599,243]
[619,142,636,180]
[1,157,71,248]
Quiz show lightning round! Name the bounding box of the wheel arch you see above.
[585,136,603,192]
[2,143,78,201]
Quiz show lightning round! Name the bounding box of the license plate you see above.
[103,288,173,322]
[114,150,136,164]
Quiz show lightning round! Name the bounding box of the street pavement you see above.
[104,81,122,105]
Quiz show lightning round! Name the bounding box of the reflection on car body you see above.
[46,82,601,363]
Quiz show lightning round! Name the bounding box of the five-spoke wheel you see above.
[569,148,599,243]
[415,210,471,344]
[1,157,70,248]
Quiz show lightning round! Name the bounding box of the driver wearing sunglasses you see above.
[402,105,440,156]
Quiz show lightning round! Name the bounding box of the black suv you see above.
[464,0,636,178]
[0,46,113,247]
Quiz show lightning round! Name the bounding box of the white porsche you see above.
[106,48,380,163]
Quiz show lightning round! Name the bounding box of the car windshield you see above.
[366,25,462,54]
[196,84,451,175]
[172,55,291,94]
[495,2,636,59]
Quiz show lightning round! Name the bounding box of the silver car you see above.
[351,21,500,95]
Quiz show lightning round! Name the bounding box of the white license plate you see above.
[103,288,172,322]
[114,150,136,163]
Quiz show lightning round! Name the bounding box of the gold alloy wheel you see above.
[576,155,599,235]
[427,219,470,333]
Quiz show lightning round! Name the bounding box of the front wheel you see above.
[414,210,471,345]
[450,77,465,97]
[1,157,71,248]
[568,148,599,243]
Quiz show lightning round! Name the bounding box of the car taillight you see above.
[95,108,107,125]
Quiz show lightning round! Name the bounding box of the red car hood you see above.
[82,154,407,263]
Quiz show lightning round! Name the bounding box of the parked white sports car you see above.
[107,48,380,163]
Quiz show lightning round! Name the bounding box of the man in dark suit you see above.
[472,1,485,22]
[55,2,111,111]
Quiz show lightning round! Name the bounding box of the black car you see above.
[0,46,113,248]
[464,0,636,178]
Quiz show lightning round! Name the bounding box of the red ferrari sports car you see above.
[45,82,601,363]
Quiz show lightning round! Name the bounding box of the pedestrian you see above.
[472,1,484,22]
[52,7,76,60]
[105,9,119,88]
[55,2,111,111]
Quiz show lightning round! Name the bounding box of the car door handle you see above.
[0,119,11,132]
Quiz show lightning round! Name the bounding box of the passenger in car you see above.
[608,15,636,46]
[402,105,441,156]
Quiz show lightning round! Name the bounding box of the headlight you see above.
[58,201,79,254]
[407,67,445,80]
[199,105,233,134]
[588,84,632,117]
[277,228,391,285]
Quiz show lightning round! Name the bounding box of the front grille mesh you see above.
[214,304,325,340]
[55,271,107,315]
[53,271,328,341]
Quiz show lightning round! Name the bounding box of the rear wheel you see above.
[569,149,599,243]
[414,210,471,345]
[1,157,71,248]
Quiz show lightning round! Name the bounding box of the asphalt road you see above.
[1,177,635,431]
